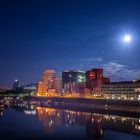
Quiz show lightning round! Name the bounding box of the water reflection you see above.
[86,118,103,139]
[36,107,62,134]
[34,107,140,139]
[0,109,4,118]
[35,107,103,139]
[1,101,140,139]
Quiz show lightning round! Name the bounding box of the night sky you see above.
[1,0,140,87]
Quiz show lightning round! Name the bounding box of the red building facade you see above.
[86,68,110,94]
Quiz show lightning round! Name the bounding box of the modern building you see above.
[62,70,86,94]
[101,80,140,100]
[23,83,37,94]
[13,80,19,90]
[54,78,62,94]
[75,82,87,97]
[42,69,55,91]
[36,81,44,95]
[86,68,110,94]
[36,69,56,96]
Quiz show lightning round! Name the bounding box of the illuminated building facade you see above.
[101,80,140,100]
[54,78,62,94]
[62,70,86,94]
[36,81,44,95]
[75,82,87,97]
[36,69,55,96]
[23,83,36,94]
[86,68,110,94]
[42,69,55,91]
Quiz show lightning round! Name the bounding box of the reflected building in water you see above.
[36,107,63,134]
[0,108,4,118]
[36,108,103,139]
[35,107,140,139]
[86,118,103,140]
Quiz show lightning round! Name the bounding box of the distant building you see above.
[62,70,86,94]
[23,83,36,94]
[86,68,110,94]
[36,81,44,95]
[36,69,56,96]
[0,87,9,93]
[54,78,62,94]
[75,82,87,97]
[101,80,140,100]
[13,80,19,90]
[42,69,55,91]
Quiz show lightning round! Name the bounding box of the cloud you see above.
[103,62,140,81]
[78,58,140,81]
[78,57,103,70]
[82,57,103,62]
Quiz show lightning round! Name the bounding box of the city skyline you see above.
[1,0,140,87]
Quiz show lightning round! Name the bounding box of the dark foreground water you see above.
[0,104,140,140]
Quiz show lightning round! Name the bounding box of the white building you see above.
[101,80,140,100]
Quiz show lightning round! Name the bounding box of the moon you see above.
[123,34,132,43]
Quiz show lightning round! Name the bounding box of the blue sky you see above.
[0,0,140,87]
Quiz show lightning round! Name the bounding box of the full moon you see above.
[123,35,132,43]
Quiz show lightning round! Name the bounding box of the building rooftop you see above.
[104,80,140,85]
[63,70,85,73]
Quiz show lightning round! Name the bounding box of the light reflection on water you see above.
[0,104,140,140]
[35,107,140,139]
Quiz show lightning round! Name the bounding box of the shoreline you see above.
[24,96,140,117]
